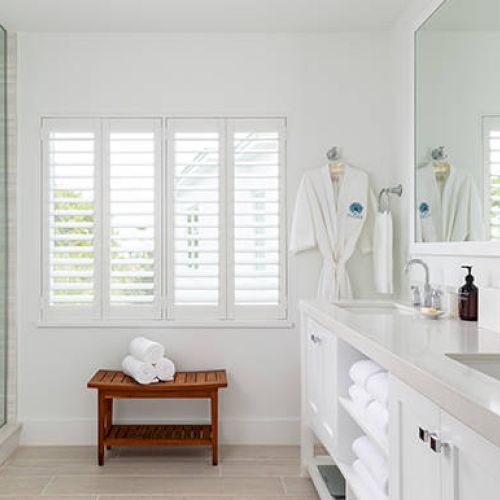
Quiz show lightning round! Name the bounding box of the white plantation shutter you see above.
[42,118,101,319]
[484,117,500,241]
[104,119,162,318]
[42,116,286,323]
[167,119,224,319]
[229,119,286,319]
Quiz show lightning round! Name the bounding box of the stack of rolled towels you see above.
[352,435,388,500]
[348,359,389,435]
[122,337,176,385]
[348,358,389,500]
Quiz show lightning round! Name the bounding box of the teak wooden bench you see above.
[87,369,228,466]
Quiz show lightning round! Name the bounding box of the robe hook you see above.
[431,146,448,161]
[326,146,341,162]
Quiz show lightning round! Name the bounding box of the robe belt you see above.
[322,257,350,302]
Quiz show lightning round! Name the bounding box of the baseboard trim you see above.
[19,417,300,446]
[0,422,22,464]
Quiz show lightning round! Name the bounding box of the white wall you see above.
[416,31,500,195]
[17,32,395,444]
[392,0,500,297]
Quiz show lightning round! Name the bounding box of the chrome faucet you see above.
[404,258,432,308]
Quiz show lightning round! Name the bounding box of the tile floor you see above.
[0,445,320,499]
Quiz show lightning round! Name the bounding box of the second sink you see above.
[446,353,500,382]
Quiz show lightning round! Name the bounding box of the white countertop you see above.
[300,299,500,448]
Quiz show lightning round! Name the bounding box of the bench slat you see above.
[87,369,227,391]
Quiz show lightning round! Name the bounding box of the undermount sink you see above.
[446,353,500,382]
[334,300,414,315]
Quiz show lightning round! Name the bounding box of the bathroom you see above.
[1,0,500,498]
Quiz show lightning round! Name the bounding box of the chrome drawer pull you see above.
[418,426,429,443]
[429,433,448,454]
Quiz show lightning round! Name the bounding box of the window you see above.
[167,120,223,319]
[43,119,99,314]
[483,116,500,241]
[42,117,287,323]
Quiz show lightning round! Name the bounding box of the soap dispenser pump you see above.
[459,265,478,321]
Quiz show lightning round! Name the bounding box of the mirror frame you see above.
[409,0,500,256]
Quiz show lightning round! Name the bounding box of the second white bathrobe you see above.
[416,163,485,242]
[290,165,375,301]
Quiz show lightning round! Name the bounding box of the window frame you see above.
[165,118,227,321]
[482,115,500,241]
[104,118,164,320]
[40,116,288,326]
[228,118,288,321]
[41,118,103,322]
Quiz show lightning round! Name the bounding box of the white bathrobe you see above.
[416,163,485,242]
[290,165,375,301]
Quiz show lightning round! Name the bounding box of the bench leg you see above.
[98,392,106,466]
[105,399,113,450]
[210,390,218,466]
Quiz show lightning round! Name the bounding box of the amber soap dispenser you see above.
[458,265,478,321]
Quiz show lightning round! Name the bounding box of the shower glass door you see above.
[0,25,6,428]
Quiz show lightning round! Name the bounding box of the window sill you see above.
[36,319,295,330]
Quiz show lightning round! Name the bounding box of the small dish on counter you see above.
[420,307,447,320]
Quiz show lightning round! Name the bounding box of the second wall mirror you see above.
[415,0,500,244]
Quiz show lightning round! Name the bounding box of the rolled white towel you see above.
[122,355,157,385]
[366,400,389,434]
[366,371,389,407]
[128,337,165,364]
[155,357,176,381]
[348,384,373,410]
[352,436,388,493]
[349,360,384,389]
[353,459,389,500]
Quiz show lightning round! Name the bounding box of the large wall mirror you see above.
[415,0,500,244]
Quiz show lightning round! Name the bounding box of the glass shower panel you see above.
[0,25,6,428]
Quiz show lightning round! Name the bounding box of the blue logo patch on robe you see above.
[348,202,364,219]
[419,202,431,218]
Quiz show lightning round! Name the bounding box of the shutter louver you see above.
[488,127,500,241]
[168,120,221,315]
[107,120,161,316]
[232,125,283,310]
[46,122,98,310]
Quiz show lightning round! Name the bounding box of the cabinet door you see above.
[440,410,500,500]
[305,321,324,424]
[319,330,337,445]
[389,377,441,500]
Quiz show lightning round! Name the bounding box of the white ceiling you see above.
[0,0,407,33]
[421,0,500,31]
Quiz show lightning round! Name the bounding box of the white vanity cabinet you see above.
[300,303,500,500]
[389,377,441,500]
[390,377,500,500]
[440,411,500,500]
[304,318,338,451]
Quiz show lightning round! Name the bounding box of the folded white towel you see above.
[366,400,389,434]
[348,384,373,410]
[155,357,176,381]
[373,211,394,295]
[121,355,157,385]
[352,436,388,493]
[353,459,389,500]
[349,360,384,389]
[366,372,389,407]
[128,337,165,364]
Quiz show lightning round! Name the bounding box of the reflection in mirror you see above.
[415,0,500,242]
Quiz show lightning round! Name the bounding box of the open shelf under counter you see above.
[336,460,384,500]
[338,396,389,457]
[307,456,337,500]
[309,455,383,500]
